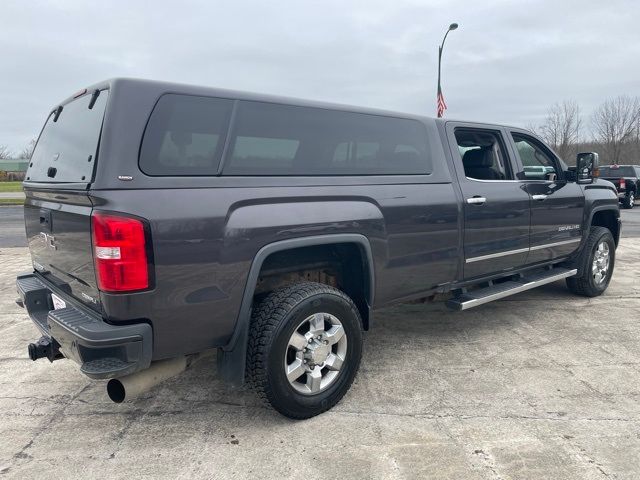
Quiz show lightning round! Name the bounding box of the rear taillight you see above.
[620,178,626,190]
[91,212,149,292]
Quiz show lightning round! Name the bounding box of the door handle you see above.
[466,196,487,205]
[532,194,548,201]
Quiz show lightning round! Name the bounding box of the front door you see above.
[447,124,531,280]
[508,131,585,264]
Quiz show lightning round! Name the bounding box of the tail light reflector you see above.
[619,178,626,190]
[91,212,149,292]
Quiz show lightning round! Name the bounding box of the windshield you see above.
[26,90,109,183]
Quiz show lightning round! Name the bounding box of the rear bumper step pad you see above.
[16,273,152,379]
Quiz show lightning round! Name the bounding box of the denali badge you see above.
[40,232,57,250]
[558,224,581,232]
[81,292,98,304]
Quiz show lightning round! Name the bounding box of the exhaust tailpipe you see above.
[107,353,206,403]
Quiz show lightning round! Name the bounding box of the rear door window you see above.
[26,90,109,183]
[139,94,234,176]
[454,128,513,181]
[222,101,431,176]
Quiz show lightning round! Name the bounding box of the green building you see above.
[0,159,29,173]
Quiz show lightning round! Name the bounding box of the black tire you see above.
[622,191,635,209]
[246,282,363,419]
[566,226,615,297]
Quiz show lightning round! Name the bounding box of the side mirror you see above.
[576,152,599,184]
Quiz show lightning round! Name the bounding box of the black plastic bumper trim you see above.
[16,273,152,379]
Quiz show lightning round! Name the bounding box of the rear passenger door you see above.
[508,131,584,264]
[446,124,531,280]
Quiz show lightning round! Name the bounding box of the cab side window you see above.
[454,129,513,181]
[512,134,559,181]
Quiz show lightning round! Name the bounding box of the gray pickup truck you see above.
[16,78,620,419]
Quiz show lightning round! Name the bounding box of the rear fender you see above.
[217,234,375,386]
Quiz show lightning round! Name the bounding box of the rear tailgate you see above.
[599,166,635,192]
[22,89,109,312]
[24,190,99,310]
[600,177,621,189]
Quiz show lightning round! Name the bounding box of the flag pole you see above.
[437,43,442,115]
[437,23,459,118]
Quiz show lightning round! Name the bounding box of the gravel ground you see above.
[0,238,639,479]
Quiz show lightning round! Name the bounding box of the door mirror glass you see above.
[576,152,599,183]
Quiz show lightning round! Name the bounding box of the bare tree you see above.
[591,95,640,164]
[634,118,640,162]
[0,145,13,160]
[538,100,582,162]
[19,139,36,160]
[524,122,541,136]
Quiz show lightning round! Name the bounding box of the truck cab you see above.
[442,122,590,280]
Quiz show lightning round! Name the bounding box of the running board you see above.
[446,268,578,311]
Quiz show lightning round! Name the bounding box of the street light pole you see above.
[437,23,459,118]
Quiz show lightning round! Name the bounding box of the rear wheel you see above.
[247,282,363,419]
[566,226,615,297]
[622,191,635,209]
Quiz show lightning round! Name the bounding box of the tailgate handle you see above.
[39,210,52,231]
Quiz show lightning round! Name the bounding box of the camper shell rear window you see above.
[26,90,109,183]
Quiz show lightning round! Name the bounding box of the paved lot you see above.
[621,207,640,237]
[0,207,27,248]
[0,213,639,479]
[0,192,25,200]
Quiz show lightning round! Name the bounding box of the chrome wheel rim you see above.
[284,312,348,395]
[630,193,635,207]
[592,241,610,285]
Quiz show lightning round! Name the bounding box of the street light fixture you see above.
[437,23,459,118]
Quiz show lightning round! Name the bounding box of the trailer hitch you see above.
[28,336,63,362]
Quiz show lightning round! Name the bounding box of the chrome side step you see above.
[446,267,578,311]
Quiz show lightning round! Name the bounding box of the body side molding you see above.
[465,238,581,264]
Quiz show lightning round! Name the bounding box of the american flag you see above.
[437,85,447,118]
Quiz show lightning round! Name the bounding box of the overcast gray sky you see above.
[1,0,639,152]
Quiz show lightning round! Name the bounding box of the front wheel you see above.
[247,282,363,419]
[566,226,615,297]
